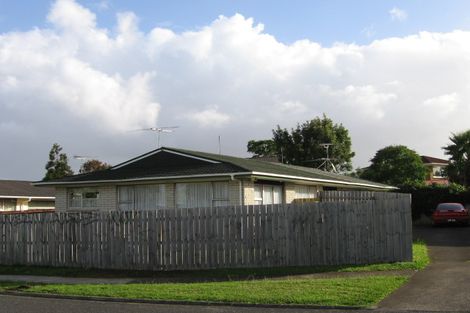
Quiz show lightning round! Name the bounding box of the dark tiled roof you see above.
[421,155,449,165]
[36,147,393,189]
[0,180,55,198]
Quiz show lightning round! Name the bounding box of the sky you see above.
[1,0,470,180]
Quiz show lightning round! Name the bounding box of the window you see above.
[254,184,283,205]
[117,184,166,210]
[176,182,229,208]
[0,199,16,211]
[69,189,99,209]
[294,185,319,200]
[433,167,446,178]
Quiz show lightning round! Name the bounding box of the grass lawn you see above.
[20,275,408,307]
[0,241,429,280]
[337,240,429,272]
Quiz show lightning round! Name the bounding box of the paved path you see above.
[0,269,413,285]
[379,225,470,311]
[0,275,135,284]
[0,294,443,313]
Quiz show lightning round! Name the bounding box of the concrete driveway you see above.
[379,225,470,311]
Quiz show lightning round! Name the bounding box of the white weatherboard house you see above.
[35,147,394,211]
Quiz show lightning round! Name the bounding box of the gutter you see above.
[0,196,55,200]
[33,171,393,190]
[250,171,396,190]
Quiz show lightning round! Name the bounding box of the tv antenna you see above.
[73,155,96,161]
[131,126,179,147]
[304,143,338,173]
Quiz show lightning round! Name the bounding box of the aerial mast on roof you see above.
[131,126,179,148]
[316,143,337,173]
[304,143,338,173]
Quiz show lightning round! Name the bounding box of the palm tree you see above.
[443,130,470,186]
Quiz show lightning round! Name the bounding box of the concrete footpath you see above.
[0,268,414,285]
[0,275,135,284]
[379,225,470,311]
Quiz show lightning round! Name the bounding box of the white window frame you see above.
[117,184,166,210]
[68,188,99,209]
[294,185,319,200]
[176,181,230,209]
[254,184,283,205]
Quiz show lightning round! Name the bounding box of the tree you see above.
[443,130,470,186]
[360,145,427,186]
[247,140,276,157]
[79,159,112,174]
[271,114,355,171]
[44,143,73,180]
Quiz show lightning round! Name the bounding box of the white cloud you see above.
[423,93,460,115]
[0,0,469,179]
[389,7,408,21]
[187,108,231,128]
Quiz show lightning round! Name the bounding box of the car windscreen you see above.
[436,203,464,211]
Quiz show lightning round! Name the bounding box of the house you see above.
[421,155,449,185]
[34,147,394,211]
[0,180,55,212]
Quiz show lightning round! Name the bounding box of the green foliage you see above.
[26,276,408,307]
[270,114,355,171]
[338,240,429,272]
[361,145,427,187]
[246,139,276,157]
[43,143,73,181]
[443,130,470,186]
[79,159,111,174]
[399,184,470,219]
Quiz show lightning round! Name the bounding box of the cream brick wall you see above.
[242,180,255,205]
[165,183,175,209]
[228,180,242,205]
[58,186,117,211]
[55,187,67,211]
[284,183,297,204]
[97,186,117,211]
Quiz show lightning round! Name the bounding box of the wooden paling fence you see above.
[0,192,412,271]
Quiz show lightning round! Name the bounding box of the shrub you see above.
[399,184,470,220]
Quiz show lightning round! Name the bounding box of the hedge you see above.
[399,185,470,220]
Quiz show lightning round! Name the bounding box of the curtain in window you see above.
[254,185,263,205]
[294,185,318,199]
[176,182,229,208]
[255,184,283,205]
[263,185,273,204]
[213,182,229,207]
[273,186,282,204]
[118,184,166,210]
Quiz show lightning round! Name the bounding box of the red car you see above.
[432,203,469,226]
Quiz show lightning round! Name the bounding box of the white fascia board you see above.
[33,172,253,186]
[34,170,394,190]
[250,171,396,190]
[111,148,220,170]
[0,196,55,199]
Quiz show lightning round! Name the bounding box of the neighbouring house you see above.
[34,147,394,211]
[421,155,449,186]
[0,180,55,212]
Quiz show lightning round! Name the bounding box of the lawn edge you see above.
[0,290,370,310]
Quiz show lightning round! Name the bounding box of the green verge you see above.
[337,240,430,272]
[23,276,408,307]
[0,241,429,279]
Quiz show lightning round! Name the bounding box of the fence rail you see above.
[0,192,412,271]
